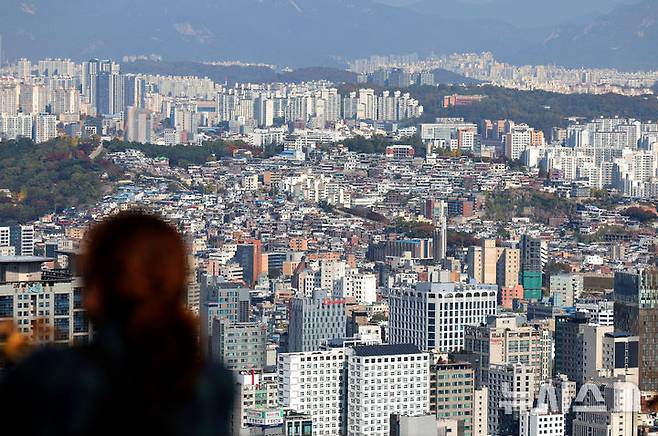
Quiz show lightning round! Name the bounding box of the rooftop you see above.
[0,256,52,264]
[352,344,421,357]
[604,331,636,338]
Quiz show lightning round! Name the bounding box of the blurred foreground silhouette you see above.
[0,212,234,436]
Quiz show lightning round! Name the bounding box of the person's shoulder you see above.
[198,361,236,395]
[1,346,93,393]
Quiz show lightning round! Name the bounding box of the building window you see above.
[54,318,69,341]
[74,311,89,333]
[0,296,13,317]
[54,294,70,316]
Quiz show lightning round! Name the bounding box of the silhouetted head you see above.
[81,211,189,334]
[79,211,200,395]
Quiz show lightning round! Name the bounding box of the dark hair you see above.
[80,211,199,399]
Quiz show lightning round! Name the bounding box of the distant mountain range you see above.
[516,0,658,70]
[122,61,360,84]
[1,0,656,70]
[122,62,479,86]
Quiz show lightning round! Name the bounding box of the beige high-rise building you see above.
[473,387,488,436]
[497,247,521,288]
[467,239,520,288]
[582,323,614,382]
[467,239,498,285]
[465,314,552,387]
[19,83,47,114]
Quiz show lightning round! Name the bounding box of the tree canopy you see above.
[412,84,658,134]
[0,138,121,224]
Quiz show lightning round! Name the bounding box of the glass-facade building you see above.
[614,269,658,391]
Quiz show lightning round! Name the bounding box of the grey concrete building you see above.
[212,321,268,372]
[288,290,346,352]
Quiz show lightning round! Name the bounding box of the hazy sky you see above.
[373,0,638,26]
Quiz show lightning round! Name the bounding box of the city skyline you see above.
[2,1,658,435]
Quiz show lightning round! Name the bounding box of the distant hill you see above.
[414,84,658,134]
[122,61,358,84]
[279,67,358,84]
[122,61,279,84]
[0,138,120,224]
[432,69,482,85]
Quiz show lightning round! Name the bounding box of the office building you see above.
[389,281,497,352]
[347,344,430,436]
[426,199,447,262]
[520,235,546,301]
[499,284,524,309]
[341,268,377,304]
[555,312,612,385]
[420,118,478,151]
[288,290,346,352]
[282,412,313,436]
[613,269,658,391]
[430,358,487,436]
[1,225,35,256]
[496,246,522,290]
[575,299,614,326]
[465,314,552,386]
[367,238,434,262]
[200,275,251,352]
[235,240,264,287]
[95,61,122,116]
[212,321,267,372]
[472,387,488,436]
[572,379,639,436]
[0,257,90,352]
[505,125,540,160]
[123,74,145,110]
[550,273,584,307]
[466,240,520,289]
[488,363,536,435]
[582,322,614,382]
[602,332,639,384]
[553,374,577,414]
[390,414,439,436]
[278,347,347,435]
[231,371,279,434]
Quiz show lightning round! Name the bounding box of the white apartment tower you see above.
[33,114,57,144]
[277,348,347,435]
[0,113,33,140]
[519,407,565,436]
[0,77,19,115]
[347,344,430,436]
